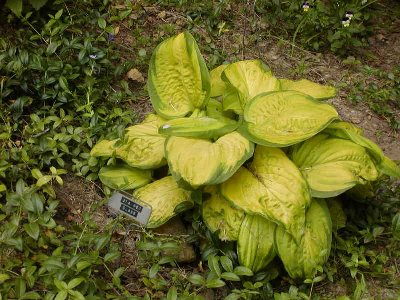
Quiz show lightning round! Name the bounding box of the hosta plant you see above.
[91,32,400,281]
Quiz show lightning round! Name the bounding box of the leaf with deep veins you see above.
[220,146,311,243]
[148,32,210,119]
[240,91,339,147]
[165,132,254,188]
[291,134,379,197]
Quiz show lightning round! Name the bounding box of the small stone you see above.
[127,68,145,83]
[157,11,166,19]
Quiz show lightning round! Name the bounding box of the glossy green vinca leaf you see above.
[220,146,311,242]
[202,186,245,241]
[99,164,152,190]
[240,91,339,147]
[275,199,332,280]
[165,131,254,188]
[291,134,379,198]
[147,32,210,119]
[279,79,336,100]
[133,176,194,228]
[237,214,276,273]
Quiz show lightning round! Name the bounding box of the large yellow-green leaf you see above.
[133,176,194,228]
[240,91,339,147]
[222,60,280,109]
[279,79,336,100]
[90,139,118,157]
[291,134,379,198]
[159,116,237,139]
[237,214,276,273]
[275,199,332,279]
[206,98,236,122]
[210,64,229,97]
[220,146,311,243]
[99,164,152,190]
[147,32,210,119]
[202,186,245,241]
[115,114,167,169]
[165,132,254,188]
[222,86,243,115]
[325,121,400,178]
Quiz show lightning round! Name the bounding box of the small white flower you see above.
[89,54,97,59]
[345,11,353,20]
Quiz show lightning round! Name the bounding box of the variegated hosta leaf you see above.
[115,114,167,169]
[237,214,276,272]
[147,32,211,119]
[291,134,379,198]
[90,114,167,169]
[133,176,194,228]
[240,91,339,147]
[90,139,118,157]
[275,199,332,280]
[159,116,237,139]
[210,64,229,97]
[325,121,400,178]
[99,164,152,190]
[202,186,245,241]
[279,79,336,100]
[206,98,236,122]
[165,132,254,188]
[222,60,280,110]
[222,86,243,115]
[220,146,311,243]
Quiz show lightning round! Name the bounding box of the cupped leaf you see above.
[220,146,311,243]
[159,116,237,139]
[279,79,336,100]
[206,98,236,122]
[202,186,245,241]
[133,176,194,228]
[99,164,152,190]
[222,60,280,109]
[237,214,276,273]
[165,132,254,188]
[116,114,167,169]
[275,199,332,280]
[291,134,379,198]
[240,91,339,147]
[222,86,243,115]
[148,32,210,119]
[90,139,118,157]
[210,64,229,97]
[325,121,400,178]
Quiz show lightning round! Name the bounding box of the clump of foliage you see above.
[254,0,377,54]
[91,32,400,283]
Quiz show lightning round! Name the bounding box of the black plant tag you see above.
[108,192,152,225]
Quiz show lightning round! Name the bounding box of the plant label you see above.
[108,192,152,225]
